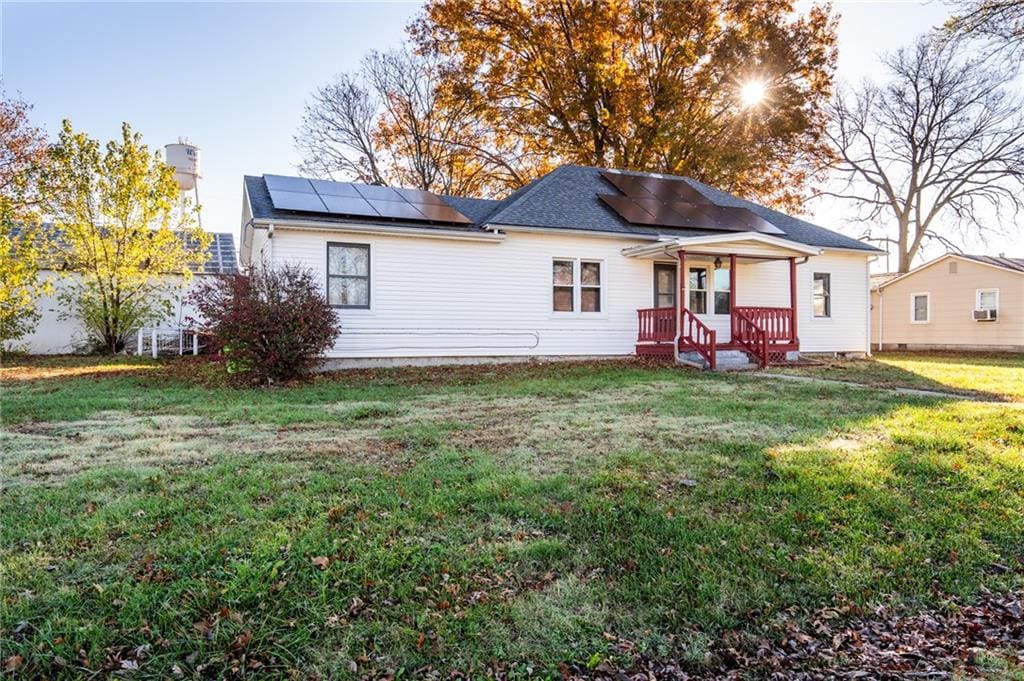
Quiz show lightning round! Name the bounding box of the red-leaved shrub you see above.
[188,265,340,384]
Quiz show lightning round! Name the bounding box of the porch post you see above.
[677,250,686,334]
[789,256,798,342]
[729,254,737,339]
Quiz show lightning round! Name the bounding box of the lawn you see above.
[2,355,1023,678]
[770,351,1024,402]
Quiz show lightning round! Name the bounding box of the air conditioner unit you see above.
[973,309,998,321]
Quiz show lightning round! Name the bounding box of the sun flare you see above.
[740,79,767,107]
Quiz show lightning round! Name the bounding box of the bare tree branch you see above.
[820,37,1024,272]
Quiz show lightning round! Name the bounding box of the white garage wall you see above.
[17,273,208,355]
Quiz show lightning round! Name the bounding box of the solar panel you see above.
[601,171,713,204]
[354,184,403,201]
[265,174,316,193]
[598,194,656,223]
[310,179,363,198]
[319,194,379,216]
[700,205,785,235]
[416,203,475,224]
[268,188,328,212]
[394,187,448,205]
[366,199,428,221]
[264,174,473,224]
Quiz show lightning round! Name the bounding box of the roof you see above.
[13,222,238,274]
[875,252,1024,290]
[960,254,1024,274]
[244,166,882,253]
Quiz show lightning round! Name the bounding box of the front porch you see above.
[626,233,821,369]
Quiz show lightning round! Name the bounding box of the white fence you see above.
[136,327,204,358]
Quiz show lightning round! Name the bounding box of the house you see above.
[18,229,238,354]
[871,253,1024,352]
[240,165,882,368]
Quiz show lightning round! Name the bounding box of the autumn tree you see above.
[296,48,529,197]
[822,37,1024,273]
[41,121,210,353]
[0,90,51,352]
[411,0,838,209]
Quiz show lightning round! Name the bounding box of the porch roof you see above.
[620,232,823,260]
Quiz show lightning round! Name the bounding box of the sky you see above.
[2,1,1018,267]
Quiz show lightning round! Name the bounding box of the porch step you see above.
[679,349,759,371]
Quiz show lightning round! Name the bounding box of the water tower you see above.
[165,140,202,226]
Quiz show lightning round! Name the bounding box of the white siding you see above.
[18,273,206,355]
[267,226,873,358]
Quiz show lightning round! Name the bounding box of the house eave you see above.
[253,217,506,242]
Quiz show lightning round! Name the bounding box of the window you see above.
[654,263,676,309]
[552,260,574,311]
[977,288,999,312]
[812,273,831,318]
[581,261,601,312]
[552,259,602,313]
[713,266,731,315]
[688,267,707,314]
[327,242,370,308]
[911,293,929,323]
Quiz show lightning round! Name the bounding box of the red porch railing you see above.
[732,307,768,368]
[732,306,796,343]
[637,306,676,343]
[680,308,717,370]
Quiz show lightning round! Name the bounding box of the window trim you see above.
[326,241,371,310]
[551,257,605,315]
[910,292,930,324]
[712,265,732,316]
[688,265,709,315]
[976,288,999,313]
[812,272,831,319]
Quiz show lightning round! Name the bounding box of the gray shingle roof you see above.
[960,254,1024,274]
[244,167,881,253]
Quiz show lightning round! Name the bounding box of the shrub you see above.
[188,264,340,384]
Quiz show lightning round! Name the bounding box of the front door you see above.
[654,263,676,309]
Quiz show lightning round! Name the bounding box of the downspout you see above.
[867,255,879,356]
[673,250,684,365]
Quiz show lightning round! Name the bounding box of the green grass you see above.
[2,356,1023,677]
[770,351,1024,401]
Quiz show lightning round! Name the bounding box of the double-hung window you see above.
[327,242,370,308]
[688,267,708,314]
[812,273,831,318]
[552,259,602,313]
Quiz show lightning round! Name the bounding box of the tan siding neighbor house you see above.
[871,254,1024,351]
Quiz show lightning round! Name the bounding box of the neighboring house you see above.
[240,165,880,369]
[20,229,238,354]
[871,253,1024,352]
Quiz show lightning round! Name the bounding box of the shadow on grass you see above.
[2,359,1023,677]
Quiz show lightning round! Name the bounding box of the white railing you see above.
[136,327,201,358]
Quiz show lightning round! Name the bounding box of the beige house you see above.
[871,254,1024,351]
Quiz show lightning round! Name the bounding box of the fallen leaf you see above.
[4,655,23,671]
[311,556,330,570]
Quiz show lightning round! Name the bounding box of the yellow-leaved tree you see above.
[41,121,210,353]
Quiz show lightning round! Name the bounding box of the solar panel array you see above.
[184,232,239,274]
[598,171,784,235]
[264,174,473,225]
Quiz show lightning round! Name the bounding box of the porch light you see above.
[713,256,723,270]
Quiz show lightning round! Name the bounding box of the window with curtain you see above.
[552,260,574,312]
[813,273,831,318]
[580,261,601,312]
[327,243,370,308]
[977,289,999,312]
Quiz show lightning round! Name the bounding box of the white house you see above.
[241,165,880,369]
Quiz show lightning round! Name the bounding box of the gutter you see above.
[252,218,506,243]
